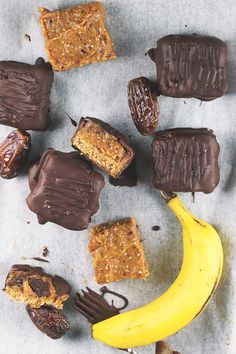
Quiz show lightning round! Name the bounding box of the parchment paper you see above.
[0,1,236,353]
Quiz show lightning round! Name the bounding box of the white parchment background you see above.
[0,0,236,353]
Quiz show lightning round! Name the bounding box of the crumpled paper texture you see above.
[0,0,235,353]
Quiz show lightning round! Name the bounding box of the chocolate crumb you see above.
[31,257,49,263]
[191,192,195,203]
[42,247,49,257]
[26,221,31,224]
[199,100,203,107]
[183,100,187,104]
[152,225,160,231]
[66,113,77,127]
[24,33,31,42]
[185,24,187,27]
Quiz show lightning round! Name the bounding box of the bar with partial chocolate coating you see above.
[71,117,135,178]
[148,34,227,100]
[152,128,220,193]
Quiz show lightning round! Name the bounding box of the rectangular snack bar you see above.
[72,117,135,178]
[148,35,227,100]
[152,128,220,193]
[38,2,117,71]
[89,217,149,284]
[4,264,71,309]
[26,149,105,230]
[0,58,53,130]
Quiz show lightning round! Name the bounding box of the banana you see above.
[92,192,224,349]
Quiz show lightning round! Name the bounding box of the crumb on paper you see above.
[24,33,31,42]
[26,221,31,224]
[31,257,49,263]
[42,246,49,257]
[152,225,160,231]
[66,113,77,127]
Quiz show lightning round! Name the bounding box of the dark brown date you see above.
[26,305,70,339]
[156,341,181,354]
[0,130,31,179]
[128,77,159,136]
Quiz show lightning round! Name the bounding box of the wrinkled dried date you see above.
[26,305,70,339]
[0,130,31,179]
[156,341,181,354]
[128,77,159,136]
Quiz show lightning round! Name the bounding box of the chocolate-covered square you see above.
[0,58,53,130]
[152,128,220,193]
[148,35,227,100]
[26,149,105,230]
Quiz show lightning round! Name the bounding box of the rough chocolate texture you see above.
[0,58,53,130]
[26,149,105,230]
[152,128,220,193]
[26,305,70,339]
[148,34,227,100]
[128,77,159,135]
[0,130,31,179]
[28,278,50,297]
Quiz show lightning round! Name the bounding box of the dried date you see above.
[0,130,31,179]
[128,77,159,135]
[156,341,181,354]
[26,305,70,339]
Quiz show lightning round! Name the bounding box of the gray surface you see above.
[0,0,235,353]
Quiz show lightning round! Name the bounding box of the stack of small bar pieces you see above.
[3,265,71,339]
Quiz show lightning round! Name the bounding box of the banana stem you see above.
[160,190,177,203]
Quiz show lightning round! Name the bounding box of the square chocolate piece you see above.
[39,3,117,71]
[148,35,227,100]
[89,217,149,284]
[152,128,220,193]
[71,117,135,178]
[26,149,105,230]
[0,58,53,130]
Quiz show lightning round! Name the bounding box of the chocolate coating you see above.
[109,158,137,187]
[0,58,53,130]
[152,128,220,193]
[29,278,50,297]
[52,276,71,297]
[26,149,105,230]
[26,305,70,339]
[148,35,227,100]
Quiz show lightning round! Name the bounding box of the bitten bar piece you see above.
[148,35,227,100]
[152,128,220,193]
[38,2,116,71]
[26,149,105,230]
[4,264,71,309]
[72,117,135,178]
[0,58,53,130]
[89,218,149,284]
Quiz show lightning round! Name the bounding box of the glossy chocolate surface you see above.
[0,58,53,130]
[152,128,220,193]
[148,35,227,100]
[26,149,105,230]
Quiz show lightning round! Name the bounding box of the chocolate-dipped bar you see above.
[73,286,129,324]
[148,35,227,100]
[89,218,149,284]
[39,3,116,71]
[152,128,220,193]
[128,77,159,135]
[71,117,135,178]
[26,149,105,230]
[4,264,71,309]
[0,58,53,130]
[0,130,31,179]
[26,305,70,339]
[109,158,137,187]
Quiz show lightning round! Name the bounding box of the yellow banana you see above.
[92,192,223,349]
